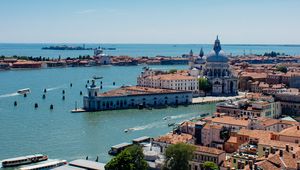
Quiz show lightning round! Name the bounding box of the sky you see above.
[0,0,299,44]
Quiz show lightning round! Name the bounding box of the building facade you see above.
[83,82,193,111]
[137,68,199,93]
[201,37,238,96]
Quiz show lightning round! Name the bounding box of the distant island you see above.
[42,45,116,51]
[42,44,93,50]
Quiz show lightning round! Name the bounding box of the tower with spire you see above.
[213,35,222,54]
[199,48,204,58]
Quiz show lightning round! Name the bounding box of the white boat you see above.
[1,154,48,167]
[17,88,31,94]
[20,160,67,170]
[124,128,134,133]
[163,116,171,120]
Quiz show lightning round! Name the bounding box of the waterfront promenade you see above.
[192,92,246,104]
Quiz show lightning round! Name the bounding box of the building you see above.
[189,48,206,71]
[275,92,300,115]
[255,117,299,132]
[153,133,195,152]
[216,97,282,119]
[251,149,300,170]
[11,61,42,68]
[201,36,238,96]
[201,123,226,149]
[93,48,111,65]
[278,125,300,144]
[189,145,226,170]
[203,115,251,132]
[83,81,193,111]
[137,68,199,93]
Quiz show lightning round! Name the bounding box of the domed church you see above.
[202,36,238,96]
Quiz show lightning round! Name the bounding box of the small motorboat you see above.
[163,116,171,120]
[92,76,103,80]
[168,123,175,127]
[17,88,31,94]
[124,128,134,133]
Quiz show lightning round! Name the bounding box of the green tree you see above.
[203,161,219,170]
[105,145,148,170]
[163,143,195,170]
[198,78,212,95]
[276,65,288,73]
[168,69,177,74]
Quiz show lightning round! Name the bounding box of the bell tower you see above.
[213,35,222,54]
[87,80,100,97]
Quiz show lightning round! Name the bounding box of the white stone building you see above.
[137,68,199,93]
[83,82,193,111]
[93,47,111,65]
[202,37,238,96]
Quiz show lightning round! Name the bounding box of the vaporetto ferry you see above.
[1,154,48,167]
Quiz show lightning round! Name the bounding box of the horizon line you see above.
[1,42,300,46]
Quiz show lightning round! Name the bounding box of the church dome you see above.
[206,50,229,62]
[195,57,206,64]
[206,36,229,63]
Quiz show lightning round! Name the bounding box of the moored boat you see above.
[17,88,31,94]
[1,154,48,167]
[92,76,103,80]
[20,160,67,170]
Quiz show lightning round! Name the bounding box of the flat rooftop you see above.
[99,86,189,97]
[111,142,132,149]
[69,159,105,170]
[132,136,150,143]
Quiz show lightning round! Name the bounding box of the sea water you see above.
[1,43,300,58]
[0,65,216,165]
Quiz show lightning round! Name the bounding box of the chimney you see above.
[297,161,300,170]
[265,151,269,158]
[280,150,283,157]
[286,144,289,152]
[249,161,253,170]
[271,147,276,154]
[254,164,258,170]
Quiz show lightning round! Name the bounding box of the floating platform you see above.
[71,108,86,113]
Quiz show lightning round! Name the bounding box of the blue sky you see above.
[0,0,299,44]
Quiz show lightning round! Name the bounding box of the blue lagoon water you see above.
[1,43,300,58]
[1,43,299,167]
[0,65,216,165]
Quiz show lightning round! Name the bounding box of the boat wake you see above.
[127,112,206,132]
[129,121,164,131]
[169,112,199,120]
[0,92,20,98]
[46,85,66,91]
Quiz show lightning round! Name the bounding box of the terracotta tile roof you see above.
[146,73,196,81]
[259,138,299,149]
[194,145,225,155]
[240,72,267,79]
[279,126,300,138]
[204,116,250,127]
[237,129,273,140]
[226,136,238,143]
[154,133,193,144]
[258,117,299,127]
[202,122,222,130]
[256,150,300,170]
[99,86,187,97]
